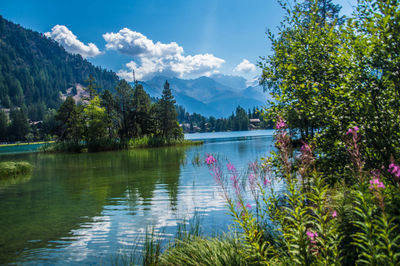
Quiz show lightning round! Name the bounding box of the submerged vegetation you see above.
[0,161,32,178]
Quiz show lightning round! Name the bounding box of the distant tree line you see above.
[176,105,273,133]
[0,79,183,144]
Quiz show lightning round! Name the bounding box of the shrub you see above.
[205,120,400,265]
[0,161,32,178]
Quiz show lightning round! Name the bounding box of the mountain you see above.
[141,75,269,117]
[209,74,247,90]
[0,16,119,120]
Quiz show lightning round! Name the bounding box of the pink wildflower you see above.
[276,118,286,129]
[306,230,318,242]
[205,154,216,165]
[332,210,337,218]
[346,126,359,135]
[369,178,385,190]
[246,203,252,209]
[388,163,400,179]
[264,177,271,186]
[227,162,236,172]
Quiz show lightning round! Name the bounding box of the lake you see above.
[0,130,275,265]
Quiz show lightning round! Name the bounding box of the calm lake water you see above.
[0,130,275,265]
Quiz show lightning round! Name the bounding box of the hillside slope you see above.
[0,16,119,120]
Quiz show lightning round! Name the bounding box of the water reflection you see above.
[0,131,275,265]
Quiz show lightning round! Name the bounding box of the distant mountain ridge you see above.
[136,75,268,117]
[0,15,267,120]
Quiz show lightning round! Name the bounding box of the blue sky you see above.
[0,0,356,82]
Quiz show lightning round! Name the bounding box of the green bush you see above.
[0,161,32,178]
[39,141,84,153]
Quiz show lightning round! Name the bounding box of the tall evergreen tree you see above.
[8,109,29,141]
[156,81,181,138]
[101,89,117,139]
[115,80,134,139]
[132,84,151,137]
[0,110,8,142]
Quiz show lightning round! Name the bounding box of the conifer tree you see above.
[132,84,151,137]
[156,81,181,138]
[0,110,8,142]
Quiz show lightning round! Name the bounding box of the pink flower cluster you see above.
[264,177,271,186]
[276,118,286,129]
[306,230,318,247]
[369,178,385,190]
[300,142,312,153]
[346,126,359,135]
[205,154,216,165]
[388,163,400,179]
[307,230,319,254]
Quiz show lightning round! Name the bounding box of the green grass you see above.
[0,161,32,178]
[129,136,203,149]
[39,137,202,153]
[159,236,247,266]
[0,141,55,147]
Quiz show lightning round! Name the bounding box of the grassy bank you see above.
[129,136,203,149]
[0,161,32,178]
[0,141,55,147]
[39,137,203,153]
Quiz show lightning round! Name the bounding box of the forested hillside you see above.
[0,16,119,120]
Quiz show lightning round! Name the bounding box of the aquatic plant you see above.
[0,161,32,178]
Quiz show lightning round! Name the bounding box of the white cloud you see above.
[233,59,256,73]
[45,25,101,58]
[103,28,225,81]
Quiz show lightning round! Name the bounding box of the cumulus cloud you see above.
[45,25,101,58]
[103,28,225,81]
[233,59,256,73]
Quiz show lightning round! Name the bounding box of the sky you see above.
[0,0,356,83]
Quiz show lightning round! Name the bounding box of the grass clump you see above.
[160,236,247,266]
[129,136,203,149]
[0,161,32,178]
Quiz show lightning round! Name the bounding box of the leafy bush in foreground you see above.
[205,120,400,265]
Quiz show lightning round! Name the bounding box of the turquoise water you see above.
[0,130,275,265]
[0,143,47,154]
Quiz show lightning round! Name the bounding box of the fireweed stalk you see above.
[345,126,400,265]
[207,118,341,265]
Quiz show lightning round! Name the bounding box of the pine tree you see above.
[8,108,29,141]
[101,89,116,139]
[132,84,151,137]
[0,110,8,142]
[115,80,134,139]
[156,81,181,138]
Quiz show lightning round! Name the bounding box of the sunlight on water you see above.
[0,130,275,265]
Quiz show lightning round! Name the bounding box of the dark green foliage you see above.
[115,79,134,139]
[100,89,117,139]
[0,110,8,142]
[0,15,118,121]
[261,0,400,176]
[8,108,29,141]
[232,106,249,131]
[177,105,272,133]
[132,84,152,137]
[156,81,182,139]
